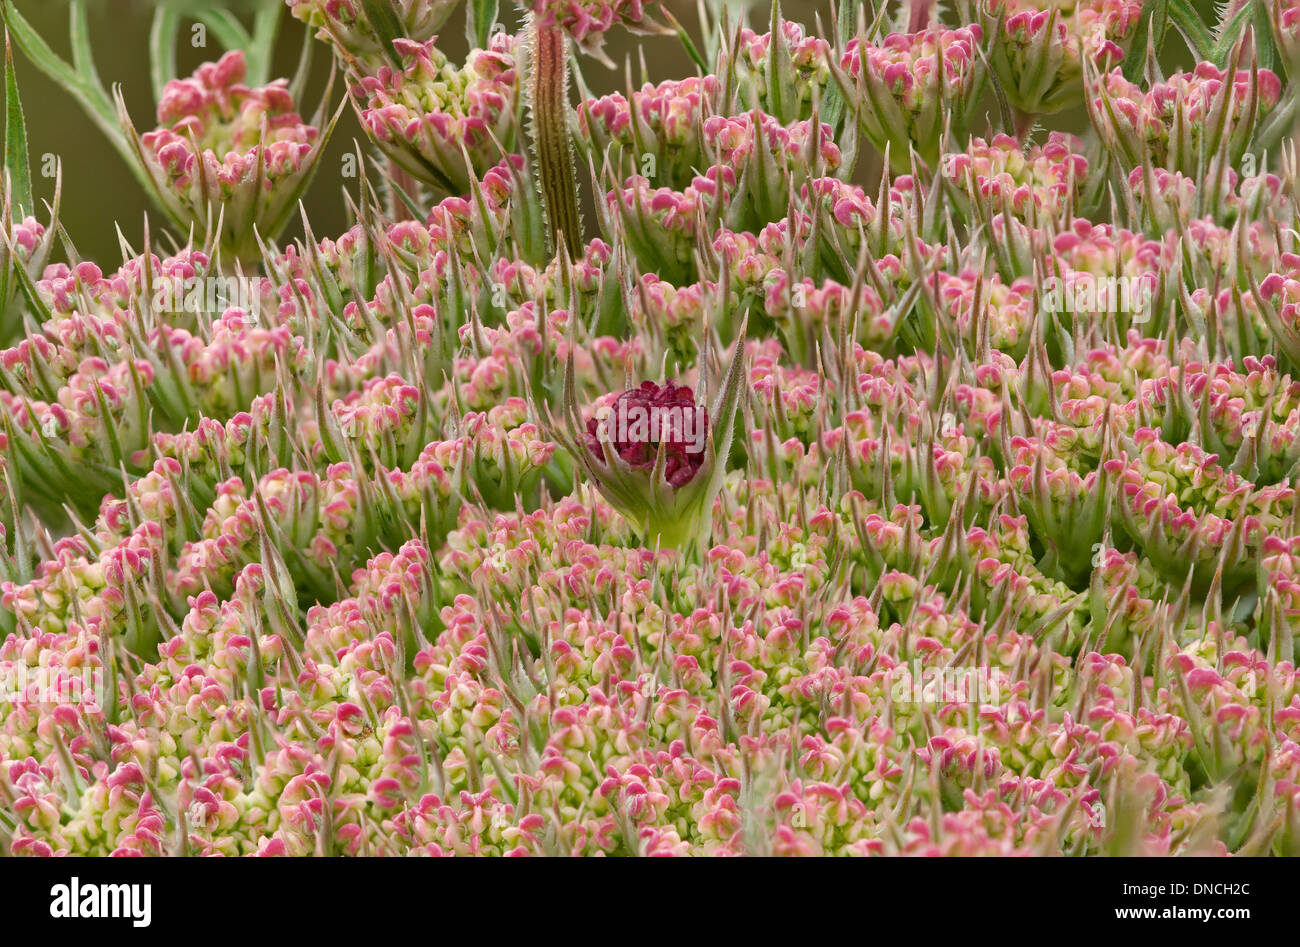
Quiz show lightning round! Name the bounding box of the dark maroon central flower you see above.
[584,381,708,487]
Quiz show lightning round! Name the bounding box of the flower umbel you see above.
[288,0,460,70]
[352,33,519,196]
[120,51,337,266]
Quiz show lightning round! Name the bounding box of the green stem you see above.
[1011,106,1038,143]
[527,16,583,259]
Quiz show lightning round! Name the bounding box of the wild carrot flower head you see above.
[352,34,518,195]
[584,381,707,487]
[980,0,1143,116]
[1271,2,1300,70]
[839,27,985,165]
[556,323,747,549]
[531,0,662,62]
[129,51,326,263]
[7,0,1300,863]
[943,132,1088,221]
[1091,63,1284,174]
[288,0,459,68]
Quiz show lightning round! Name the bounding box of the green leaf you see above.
[1,3,113,128]
[360,0,407,69]
[68,1,106,98]
[149,5,181,103]
[820,0,858,135]
[766,2,796,125]
[1121,0,1169,82]
[247,1,285,87]
[1166,0,1213,60]
[287,17,316,106]
[1,0,157,201]
[1251,0,1279,73]
[1209,0,1257,66]
[660,6,708,73]
[197,10,251,53]
[3,29,31,218]
[466,0,501,51]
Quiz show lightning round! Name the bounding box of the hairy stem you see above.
[527,15,583,259]
[1011,106,1039,143]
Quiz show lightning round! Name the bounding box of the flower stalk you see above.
[526,14,584,258]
